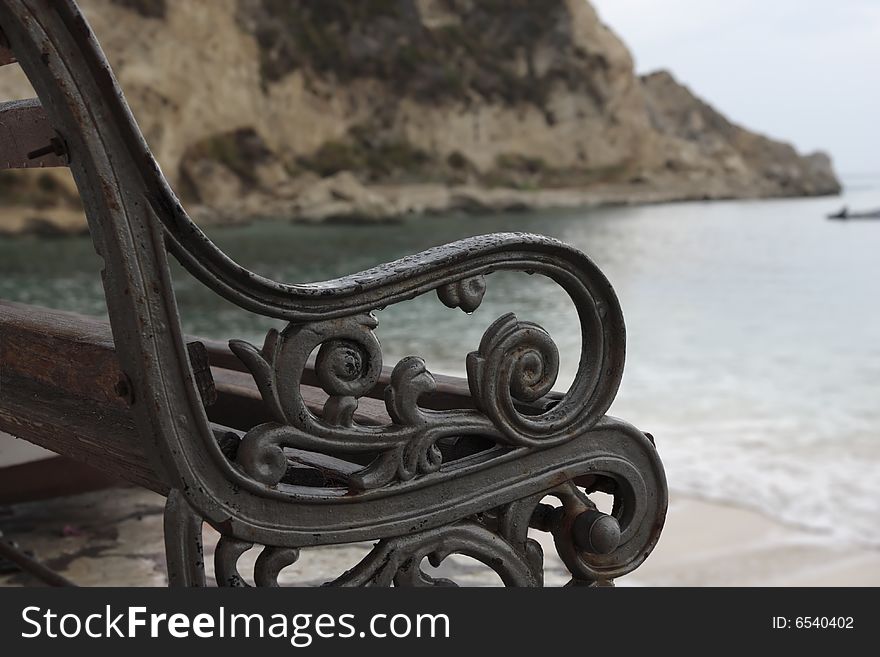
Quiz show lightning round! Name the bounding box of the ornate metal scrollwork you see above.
[214,537,301,588]
[199,276,665,586]
[229,311,576,491]
[229,311,475,490]
[467,313,563,445]
[227,266,624,492]
[203,518,543,588]
[167,442,664,587]
[327,520,543,587]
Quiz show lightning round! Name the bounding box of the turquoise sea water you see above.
[2,179,879,546]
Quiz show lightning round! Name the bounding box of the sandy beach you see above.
[1,485,877,587]
[622,498,880,587]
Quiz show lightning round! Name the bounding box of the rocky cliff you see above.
[0,0,841,234]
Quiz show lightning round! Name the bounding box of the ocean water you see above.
[1,179,878,547]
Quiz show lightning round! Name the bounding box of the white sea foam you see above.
[649,419,880,548]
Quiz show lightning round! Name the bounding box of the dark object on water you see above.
[827,205,880,220]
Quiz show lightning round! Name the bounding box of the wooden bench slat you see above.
[0,300,398,426]
[0,298,550,432]
[200,337,478,411]
[0,300,405,490]
[0,379,164,493]
[0,98,68,169]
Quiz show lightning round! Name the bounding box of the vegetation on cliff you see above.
[0,0,841,232]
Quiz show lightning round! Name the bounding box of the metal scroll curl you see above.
[165,418,667,587]
[467,312,565,446]
[207,520,542,588]
[329,448,663,587]
[230,313,493,490]
[214,537,301,588]
[205,439,664,587]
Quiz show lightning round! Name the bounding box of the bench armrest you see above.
[0,0,666,587]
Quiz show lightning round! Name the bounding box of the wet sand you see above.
[621,498,880,587]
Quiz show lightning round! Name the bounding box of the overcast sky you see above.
[591,0,880,175]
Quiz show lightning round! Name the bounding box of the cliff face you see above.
[640,71,841,198]
[0,0,841,233]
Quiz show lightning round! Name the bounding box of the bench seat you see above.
[0,300,481,493]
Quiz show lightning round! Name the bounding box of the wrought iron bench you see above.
[0,0,666,587]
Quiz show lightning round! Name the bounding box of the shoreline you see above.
[1,486,876,586]
[0,177,841,238]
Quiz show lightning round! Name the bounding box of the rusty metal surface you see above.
[0,0,668,586]
[0,98,68,169]
[0,26,14,65]
[186,341,217,408]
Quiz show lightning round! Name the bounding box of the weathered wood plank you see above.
[0,300,396,425]
[0,301,399,489]
[0,299,478,413]
[0,98,69,169]
[0,375,165,493]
